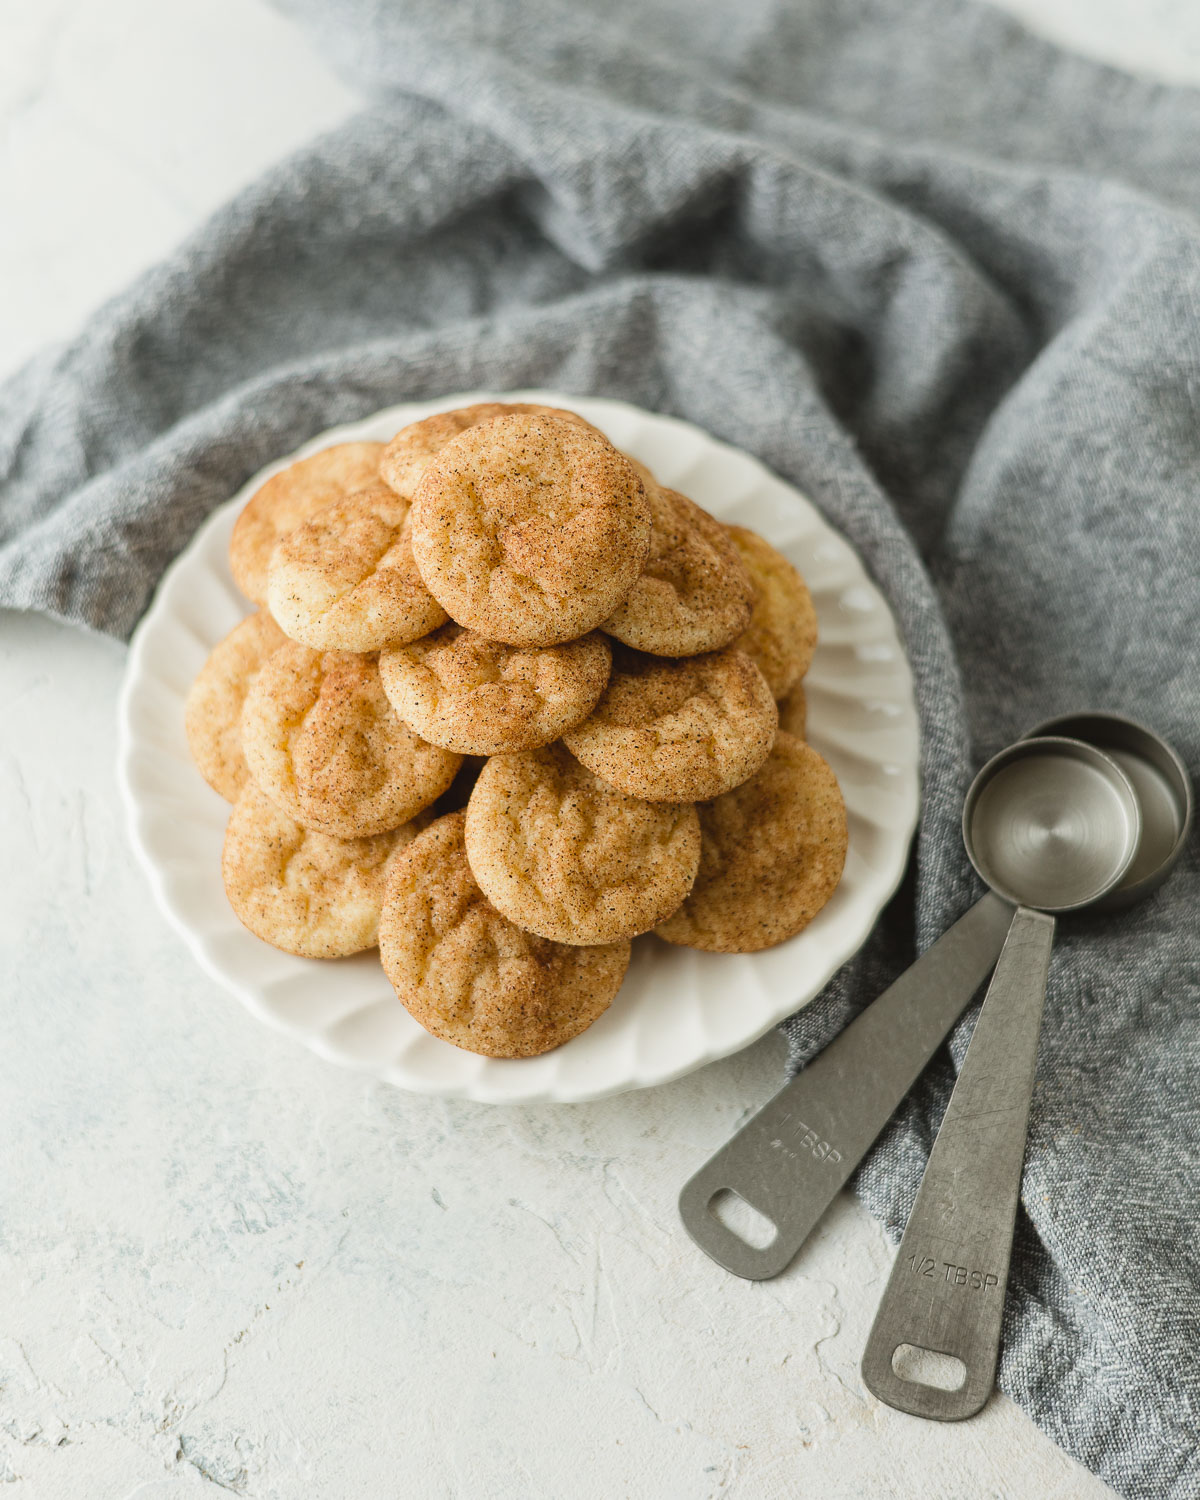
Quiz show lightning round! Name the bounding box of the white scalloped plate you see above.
[117,392,919,1103]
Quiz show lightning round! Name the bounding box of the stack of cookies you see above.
[185,404,847,1059]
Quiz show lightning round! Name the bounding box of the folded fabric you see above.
[2,2,1197,1493]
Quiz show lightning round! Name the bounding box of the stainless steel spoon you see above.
[860,736,1142,1419]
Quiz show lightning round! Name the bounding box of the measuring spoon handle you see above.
[677,892,1015,1280]
[861,906,1055,1420]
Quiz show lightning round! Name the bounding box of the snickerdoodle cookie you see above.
[222,781,428,958]
[464,744,700,945]
[267,482,447,652]
[656,732,846,952]
[410,413,651,646]
[726,526,818,698]
[184,610,287,802]
[380,402,597,500]
[230,442,385,605]
[603,487,754,657]
[241,643,460,838]
[564,645,777,803]
[379,623,611,756]
[379,812,629,1057]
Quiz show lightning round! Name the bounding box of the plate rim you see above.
[116,390,920,1103]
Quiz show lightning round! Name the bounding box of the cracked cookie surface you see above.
[222,781,428,958]
[726,526,817,698]
[379,812,629,1057]
[241,642,460,838]
[564,645,777,802]
[603,486,754,656]
[267,481,447,652]
[410,413,651,646]
[656,732,846,952]
[379,623,611,756]
[185,610,287,802]
[230,442,385,606]
[464,744,700,944]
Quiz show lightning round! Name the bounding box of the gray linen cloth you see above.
[2,1,1198,1492]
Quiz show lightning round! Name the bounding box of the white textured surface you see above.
[120,392,919,1103]
[5,0,1191,1493]
[0,608,1115,1498]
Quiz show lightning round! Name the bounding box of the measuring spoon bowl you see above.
[1022,713,1192,909]
[963,737,1141,912]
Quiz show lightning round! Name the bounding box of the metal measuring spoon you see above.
[860,737,1142,1420]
